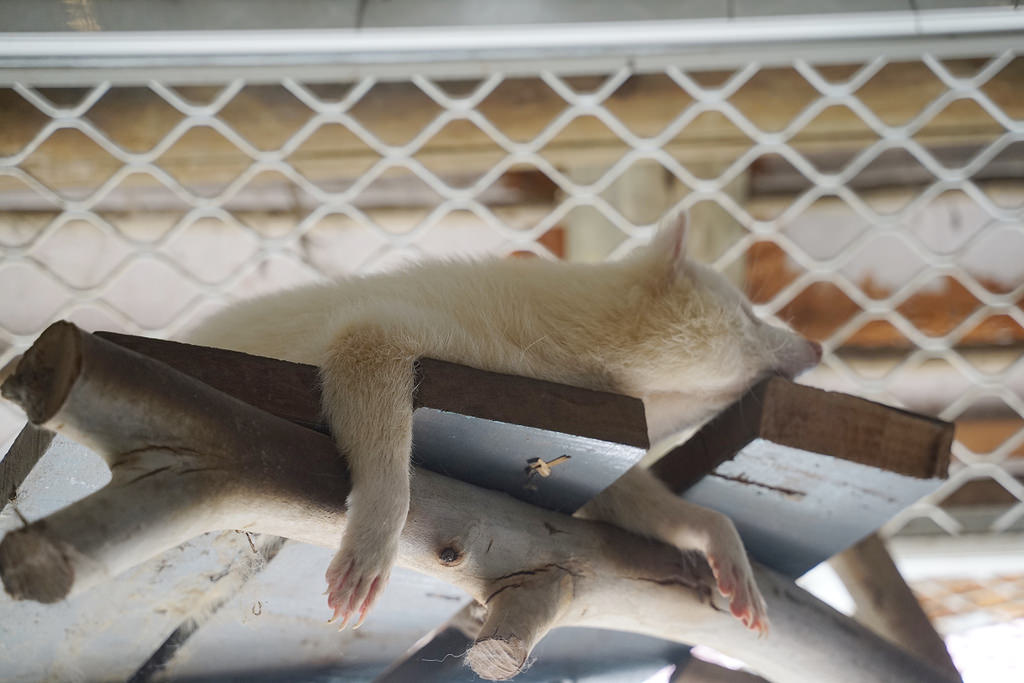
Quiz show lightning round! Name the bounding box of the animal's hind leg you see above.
[319,323,416,629]
[576,467,768,633]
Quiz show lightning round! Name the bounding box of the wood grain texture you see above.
[414,357,649,448]
[830,533,960,679]
[96,332,325,432]
[95,332,649,448]
[0,425,55,507]
[758,379,952,480]
[97,333,951,491]
[651,376,952,493]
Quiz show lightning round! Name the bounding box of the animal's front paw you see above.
[706,545,769,635]
[324,539,396,630]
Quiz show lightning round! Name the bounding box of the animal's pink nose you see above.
[808,340,823,363]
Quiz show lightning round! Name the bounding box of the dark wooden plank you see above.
[96,333,324,433]
[96,333,649,449]
[96,336,949,485]
[758,379,951,480]
[651,376,952,493]
[414,358,648,449]
[126,535,288,683]
[410,359,649,513]
[650,381,774,494]
[374,604,480,683]
[1,424,55,509]
[649,377,953,577]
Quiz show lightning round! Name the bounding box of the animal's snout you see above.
[808,340,823,364]
[774,336,823,379]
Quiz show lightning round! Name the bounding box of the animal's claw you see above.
[706,549,768,635]
[323,540,394,631]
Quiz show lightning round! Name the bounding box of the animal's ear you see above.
[649,211,690,276]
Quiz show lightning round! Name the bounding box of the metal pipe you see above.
[1,9,1022,70]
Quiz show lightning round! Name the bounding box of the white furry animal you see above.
[187,214,820,633]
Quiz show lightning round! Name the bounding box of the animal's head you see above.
[626,212,821,397]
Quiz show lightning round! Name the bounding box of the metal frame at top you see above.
[1,7,1023,84]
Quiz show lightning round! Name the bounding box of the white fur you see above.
[186,214,819,631]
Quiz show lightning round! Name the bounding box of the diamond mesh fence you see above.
[1,51,1022,541]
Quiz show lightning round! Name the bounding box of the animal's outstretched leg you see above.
[319,323,416,629]
[577,466,768,633]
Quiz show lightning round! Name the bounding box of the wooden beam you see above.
[97,332,648,449]
[373,603,483,683]
[1,424,53,511]
[687,159,750,284]
[97,333,954,494]
[749,143,1024,196]
[830,534,961,680]
[652,377,951,490]
[126,535,287,683]
[652,377,952,576]
[672,656,769,683]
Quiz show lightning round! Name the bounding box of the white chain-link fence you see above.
[1,50,1022,543]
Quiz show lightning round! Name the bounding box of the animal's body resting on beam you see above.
[186,213,821,629]
[0,324,955,682]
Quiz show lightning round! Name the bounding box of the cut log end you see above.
[465,635,530,680]
[465,568,573,680]
[0,526,74,603]
[1,321,81,425]
[0,353,23,386]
